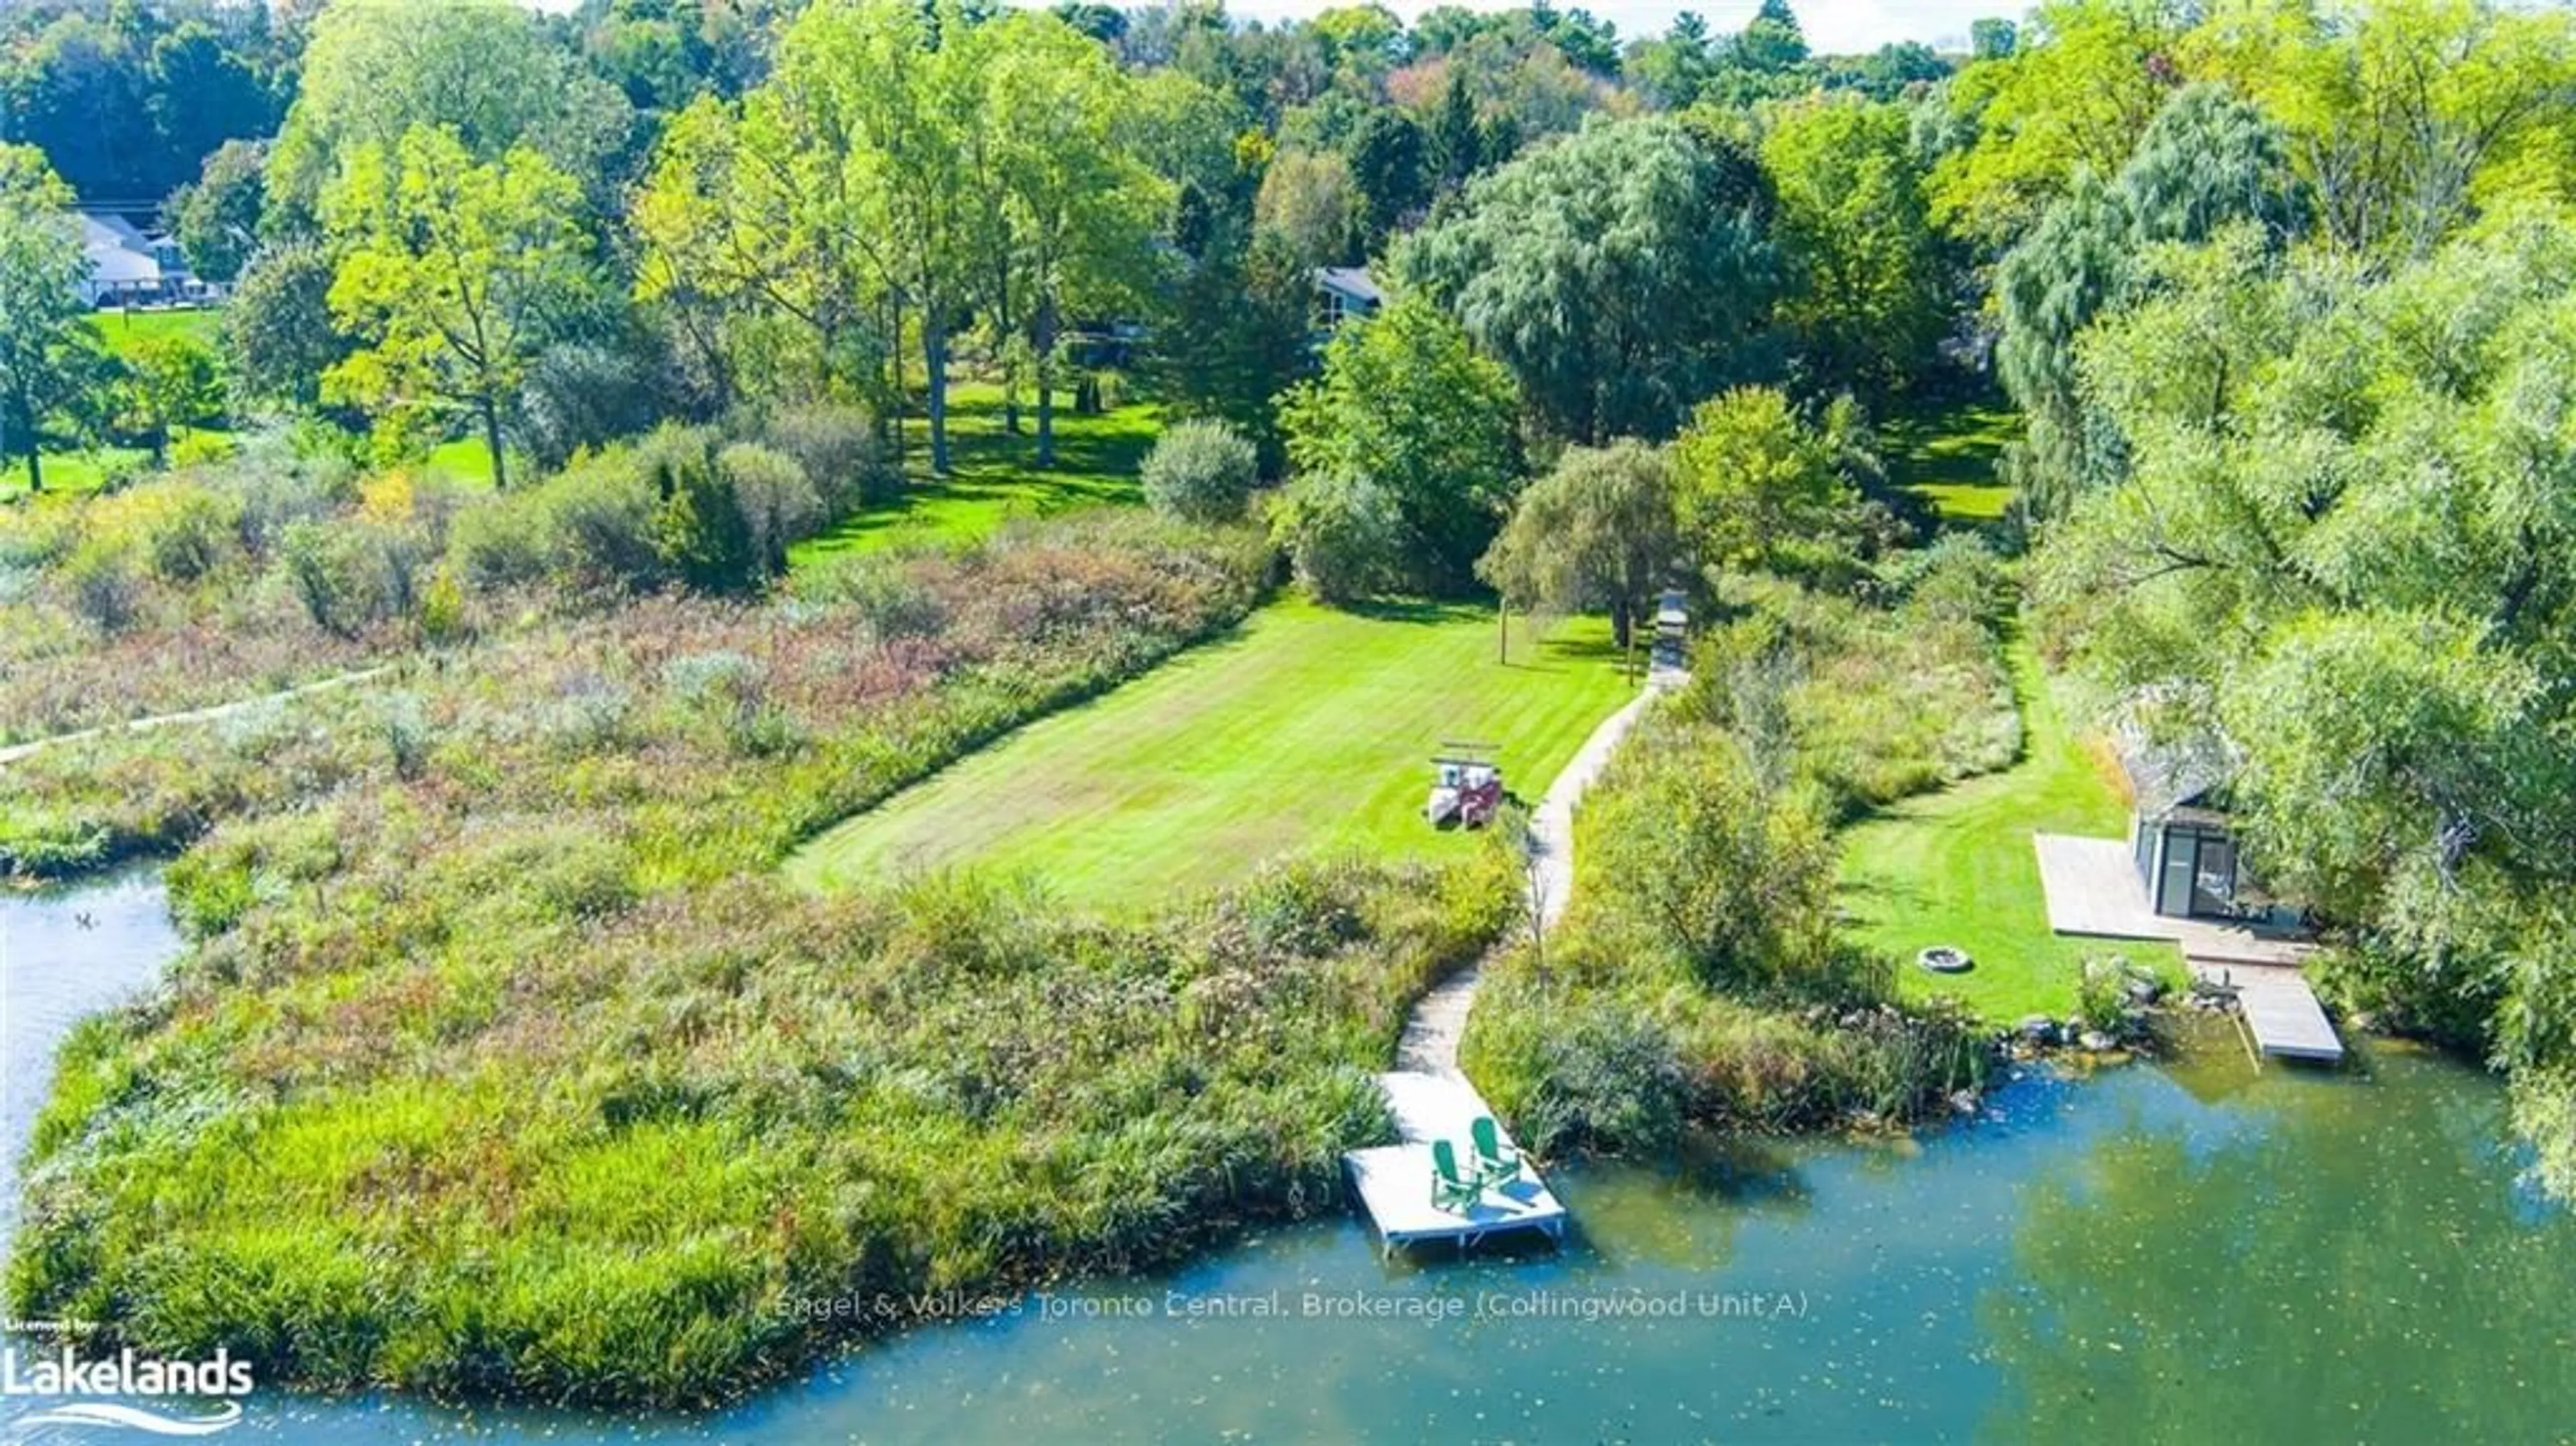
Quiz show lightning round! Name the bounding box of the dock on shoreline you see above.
[1344,1072,1568,1256]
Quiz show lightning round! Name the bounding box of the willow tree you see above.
[2033,217,2576,1172]
[1478,441,1683,651]
[1400,115,1781,445]
[323,127,593,490]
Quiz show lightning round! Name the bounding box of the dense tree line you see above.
[1,0,1985,496]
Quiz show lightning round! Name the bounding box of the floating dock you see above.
[2192,960,2346,1064]
[1344,1072,1568,1255]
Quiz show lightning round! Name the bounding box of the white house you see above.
[76,211,197,307]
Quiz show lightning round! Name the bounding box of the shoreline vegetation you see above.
[0,494,1538,1403]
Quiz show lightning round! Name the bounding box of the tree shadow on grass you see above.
[1340,596,1484,626]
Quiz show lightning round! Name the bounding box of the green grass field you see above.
[1837,640,2182,1021]
[1884,396,2020,522]
[90,306,221,359]
[421,435,504,487]
[789,382,1156,566]
[786,598,1635,911]
[0,310,225,502]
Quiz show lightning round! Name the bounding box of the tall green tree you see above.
[224,241,348,413]
[268,0,634,227]
[1994,82,2305,511]
[1478,440,1683,649]
[1929,0,2184,247]
[980,11,1168,467]
[2183,0,2576,259]
[1672,386,1857,578]
[2034,216,2576,1154]
[1254,148,1360,271]
[168,138,266,285]
[1401,115,1781,445]
[1737,0,1811,72]
[767,0,980,475]
[1275,293,1520,598]
[323,127,594,490]
[1346,107,1430,243]
[0,145,92,494]
[116,333,223,465]
[1760,96,1951,400]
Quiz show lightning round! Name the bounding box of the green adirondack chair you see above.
[1430,1139,1483,1213]
[1470,1116,1521,1183]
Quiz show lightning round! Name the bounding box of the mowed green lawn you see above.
[1837,641,2182,1021]
[786,598,1635,911]
[91,305,221,358]
[1,309,225,501]
[1883,396,2020,522]
[790,381,1156,567]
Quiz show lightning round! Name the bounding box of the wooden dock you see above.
[1344,1072,1568,1255]
[2031,833,2344,1064]
[2192,961,2346,1064]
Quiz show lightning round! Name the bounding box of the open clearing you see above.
[1884,397,2019,522]
[786,598,1633,910]
[1837,641,2182,1020]
[789,382,1155,567]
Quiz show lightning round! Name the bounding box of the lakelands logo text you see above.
[2,1343,252,1436]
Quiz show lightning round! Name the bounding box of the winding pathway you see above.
[0,667,390,768]
[1394,673,1676,1076]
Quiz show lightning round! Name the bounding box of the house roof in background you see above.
[2114,719,2239,818]
[1315,266,1384,305]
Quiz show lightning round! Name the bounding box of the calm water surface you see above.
[6,873,2571,1443]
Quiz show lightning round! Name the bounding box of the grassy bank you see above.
[788,383,1157,567]
[1837,640,2184,1020]
[7,514,1535,1406]
[788,599,1630,911]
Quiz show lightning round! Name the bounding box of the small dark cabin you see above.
[2118,729,2244,920]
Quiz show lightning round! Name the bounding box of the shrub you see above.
[718,442,821,576]
[759,402,894,512]
[1142,418,1261,522]
[643,429,757,593]
[445,496,551,592]
[60,539,144,634]
[1582,723,1841,995]
[517,339,674,471]
[543,451,665,592]
[1480,995,1688,1156]
[140,485,240,584]
[279,519,386,639]
[1271,469,1405,602]
[218,433,360,558]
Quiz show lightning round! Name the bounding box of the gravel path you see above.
[1394,675,1674,1076]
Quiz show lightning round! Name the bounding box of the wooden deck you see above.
[2191,960,2346,1063]
[2032,833,2343,1064]
[1344,1072,1568,1254]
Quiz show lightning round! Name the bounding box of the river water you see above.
[6,873,2572,1443]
